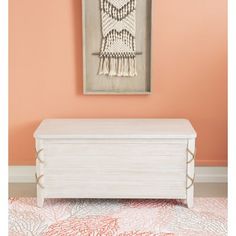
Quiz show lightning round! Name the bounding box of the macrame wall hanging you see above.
[98,0,137,77]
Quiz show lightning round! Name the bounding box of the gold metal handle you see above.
[186,174,194,190]
[36,148,44,164]
[187,148,196,164]
[35,173,44,189]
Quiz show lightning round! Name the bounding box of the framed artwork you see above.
[82,0,152,94]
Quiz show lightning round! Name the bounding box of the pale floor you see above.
[9,183,227,198]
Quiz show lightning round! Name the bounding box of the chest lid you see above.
[34,119,196,139]
[34,119,197,139]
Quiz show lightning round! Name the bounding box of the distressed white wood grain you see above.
[35,139,45,208]
[186,139,195,208]
[34,119,197,139]
[43,143,187,157]
[34,119,197,207]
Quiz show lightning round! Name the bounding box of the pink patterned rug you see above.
[9,198,227,236]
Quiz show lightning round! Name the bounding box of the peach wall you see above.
[9,0,227,166]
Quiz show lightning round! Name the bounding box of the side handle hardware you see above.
[36,148,44,164]
[35,174,44,189]
[187,148,196,164]
[186,174,194,190]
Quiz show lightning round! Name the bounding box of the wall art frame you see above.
[82,0,153,95]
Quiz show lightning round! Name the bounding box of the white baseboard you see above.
[9,166,36,183]
[194,167,227,183]
[9,166,227,183]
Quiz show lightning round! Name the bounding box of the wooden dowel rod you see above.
[92,52,142,56]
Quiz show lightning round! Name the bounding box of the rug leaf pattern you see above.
[9,198,227,236]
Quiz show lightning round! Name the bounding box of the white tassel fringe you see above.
[98,57,137,77]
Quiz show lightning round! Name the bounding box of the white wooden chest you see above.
[34,119,197,207]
